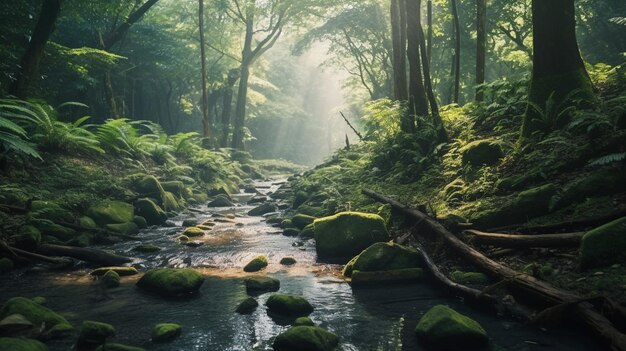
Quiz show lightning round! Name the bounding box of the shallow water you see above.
[0,180,601,350]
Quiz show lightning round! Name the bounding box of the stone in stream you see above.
[580,217,626,269]
[152,323,182,342]
[177,235,190,242]
[132,244,161,253]
[236,297,259,314]
[184,241,204,248]
[0,297,73,338]
[87,200,134,225]
[132,215,148,229]
[0,314,34,335]
[266,294,314,317]
[272,326,338,351]
[77,320,116,348]
[291,214,316,229]
[351,269,424,286]
[136,268,204,297]
[293,317,315,326]
[134,198,167,225]
[248,203,277,216]
[243,256,268,272]
[182,227,205,237]
[314,212,390,260]
[101,270,120,288]
[342,242,422,277]
[95,343,145,351]
[182,218,198,227]
[201,220,217,226]
[106,222,139,236]
[280,257,297,265]
[415,305,488,349]
[0,337,47,351]
[196,224,213,231]
[283,228,300,237]
[90,266,138,276]
[245,276,280,293]
[207,195,234,207]
[164,220,177,227]
[299,224,315,239]
[248,196,268,204]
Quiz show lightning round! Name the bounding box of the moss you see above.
[68,233,94,247]
[245,276,280,292]
[106,222,139,235]
[131,174,164,195]
[415,305,488,349]
[293,191,309,209]
[182,227,204,237]
[243,256,268,272]
[351,268,424,286]
[459,139,504,166]
[136,268,204,297]
[87,200,134,225]
[266,294,314,317]
[314,212,390,260]
[78,320,116,345]
[0,297,72,337]
[133,244,161,253]
[0,337,47,351]
[162,191,182,212]
[296,205,325,217]
[133,216,148,229]
[580,217,626,269]
[161,181,187,198]
[78,216,97,229]
[195,225,212,230]
[90,266,138,276]
[280,257,297,265]
[152,323,182,342]
[134,198,167,226]
[344,242,421,277]
[299,224,315,239]
[30,200,74,223]
[281,219,295,229]
[273,326,339,351]
[450,271,489,285]
[14,225,41,250]
[177,235,190,242]
[293,317,315,326]
[0,258,14,274]
[291,214,316,229]
[559,169,626,207]
[94,343,145,351]
[101,270,121,288]
[235,297,259,314]
[29,219,76,241]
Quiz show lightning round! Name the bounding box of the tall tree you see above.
[450,0,461,104]
[426,0,433,64]
[405,0,428,123]
[521,0,594,138]
[390,0,411,132]
[475,0,486,101]
[9,0,62,98]
[199,0,210,140]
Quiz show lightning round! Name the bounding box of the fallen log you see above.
[37,244,132,266]
[362,189,626,351]
[463,229,584,248]
[5,246,73,265]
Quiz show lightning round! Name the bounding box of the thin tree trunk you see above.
[427,0,433,64]
[390,0,412,132]
[475,0,487,101]
[405,0,429,123]
[232,10,254,150]
[103,71,118,118]
[199,0,210,140]
[220,71,237,148]
[450,0,461,104]
[9,0,62,98]
[103,0,160,50]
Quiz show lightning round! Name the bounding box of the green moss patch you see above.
[415,305,488,349]
[136,268,204,297]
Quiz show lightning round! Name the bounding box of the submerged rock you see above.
[134,198,167,225]
[152,323,182,342]
[87,200,134,225]
[78,320,116,348]
[266,294,313,317]
[415,305,488,349]
[245,276,280,293]
[0,337,47,351]
[248,203,277,216]
[90,266,138,276]
[0,297,72,338]
[244,256,268,272]
[342,242,421,277]
[207,195,234,207]
[293,317,315,326]
[133,244,161,253]
[101,270,121,288]
[580,217,626,269]
[279,257,297,265]
[236,297,259,314]
[136,268,204,297]
[283,228,300,237]
[273,326,339,351]
[314,212,390,260]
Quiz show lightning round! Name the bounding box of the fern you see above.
[0,99,41,159]
[610,17,626,26]
[588,152,626,167]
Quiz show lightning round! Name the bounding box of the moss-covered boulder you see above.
[273,326,339,351]
[152,323,182,342]
[136,268,204,297]
[95,343,145,351]
[245,276,280,293]
[300,224,315,239]
[415,305,488,349]
[296,205,325,217]
[293,191,309,209]
[280,257,297,265]
[292,214,316,229]
[342,242,421,277]
[162,191,182,212]
[161,181,187,198]
[133,244,161,253]
[0,258,14,274]
[580,217,626,269]
[182,227,204,237]
[131,174,164,195]
[79,216,97,229]
[450,271,489,285]
[87,200,134,225]
[0,337,47,351]
[460,139,504,166]
[244,256,268,272]
[207,195,234,207]
[236,297,259,314]
[14,225,41,251]
[90,266,138,276]
[248,203,277,216]
[29,219,76,241]
[133,216,148,229]
[314,212,390,260]
[106,222,139,235]
[0,297,72,337]
[135,198,167,226]
[266,294,314,317]
[102,270,121,288]
[78,320,116,347]
[293,317,315,327]
[30,200,74,223]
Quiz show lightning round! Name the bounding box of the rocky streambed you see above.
[0,180,602,350]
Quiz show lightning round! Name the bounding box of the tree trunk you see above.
[9,0,62,98]
[232,62,250,150]
[103,0,160,50]
[475,0,486,102]
[103,71,118,118]
[199,0,210,141]
[427,0,433,64]
[220,70,239,148]
[463,229,585,248]
[390,0,412,132]
[521,0,594,138]
[450,0,461,104]
[405,0,429,123]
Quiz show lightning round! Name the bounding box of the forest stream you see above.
[0,179,602,350]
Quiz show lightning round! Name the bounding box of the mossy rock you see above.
[281,219,295,229]
[78,216,97,229]
[343,242,421,277]
[283,228,300,237]
[559,169,626,207]
[30,200,74,223]
[280,257,297,266]
[68,233,94,248]
[133,216,148,229]
[182,218,198,227]
[131,174,164,195]
[291,214,316,230]
[273,326,338,351]
[162,191,182,212]
[450,271,489,285]
[0,297,72,337]
[293,317,315,327]
[152,323,182,342]
[299,224,315,239]
[207,195,234,207]
[134,198,167,226]
[0,337,47,351]
[196,225,213,231]
[235,297,259,314]
[133,244,161,253]
[0,258,14,274]
[29,219,76,241]
[87,200,134,225]
[293,191,309,209]
[415,305,488,349]
[95,343,145,351]
[244,256,268,272]
[248,203,277,216]
[460,139,504,166]
[580,217,626,269]
[245,276,280,293]
[136,268,204,297]
[106,222,139,236]
[266,294,314,317]
[496,171,546,192]
[90,267,138,276]
[102,270,121,288]
[161,181,187,198]
[14,225,41,251]
[177,235,190,242]
[314,212,390,260]
[182,227,204,238]
[267,217,284,225]
[0,314,34,334]
[78,320,116,346]
[351,268,424,286]
[296,205,325,217]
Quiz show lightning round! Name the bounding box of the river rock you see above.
[280,257,297,265]
[182,227,205,237]
[102,270,120,288]
[90,266,138,276]
[95,343,145,351]
[182,218,198,227]
[245,276,280,293]
[207,195,234,207]
[342,242,421,277]
[314,212,390,260]
[133,244,161,253]
[106,222,139,235]
[0,314,34,335]
[0,337,47,351]
[272,326,338,351]
[132,216,148,229]
[0,297,72,338]
[244,256,268,272]
[152,323,182,342]
[78,320,116,348]
[87,200,134,225]
[460,139,503,166]
[283,228,300,237]
[415,305,488,349]
[266,294,313,317]
[236,297,259,314]
[293,191,309,209]
[134,198,167,225]
[136,268,204,297]
[291,214,316,229]
[248,196,267,204]
[580,217,626,269]
[293,317,315,326]
[248,203,277,216]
